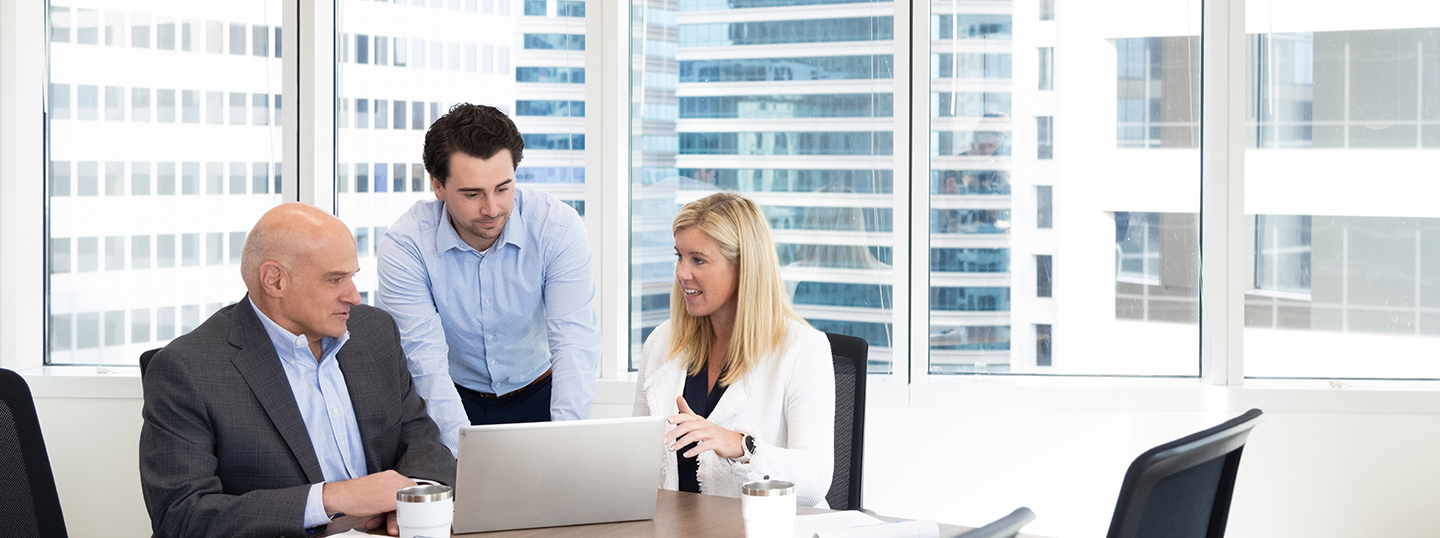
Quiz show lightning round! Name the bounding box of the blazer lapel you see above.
[644,359,685,418]
[706,374,749,427]
[228,296,326,484]
[337,338,385,476]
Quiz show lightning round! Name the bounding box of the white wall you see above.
[28,374,1440,538]
[30,375,148,538]
[865,405,1440,537]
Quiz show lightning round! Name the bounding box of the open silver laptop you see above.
[453,415,666,533]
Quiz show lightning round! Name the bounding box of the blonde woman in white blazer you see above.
[632,192,836,508]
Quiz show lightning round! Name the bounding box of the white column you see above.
[283,0,337,214]
[896,0,925,394]
[1200,0,1246,385]
[0,0,46,371]
[592,0,631,378]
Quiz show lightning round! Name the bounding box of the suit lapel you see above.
[337,332,384,476]
[644,359,686,417]
[706,373,748,426]
[228,296,326,484]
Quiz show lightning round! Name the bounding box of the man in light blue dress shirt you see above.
[378,104,600,456]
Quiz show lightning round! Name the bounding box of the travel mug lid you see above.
[396,484,453,502]
[742,479,795,497]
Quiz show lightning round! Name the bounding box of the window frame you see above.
[0,0,1405,391]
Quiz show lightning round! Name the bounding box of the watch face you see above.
[745,435,757,453]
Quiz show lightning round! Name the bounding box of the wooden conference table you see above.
[324,489,1045,538]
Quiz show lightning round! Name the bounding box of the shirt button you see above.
[484,300,490,305]
[488,335,494,340]
[331,408,338,415]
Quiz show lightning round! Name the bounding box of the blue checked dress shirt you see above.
[378,186,600,456]
[250,303,367,529]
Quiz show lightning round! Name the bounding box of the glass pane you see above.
[926,1,1201,376]
[631,2,900,375]
[336,0,590,309]
[1244,4,1440,378]
[48,2,284,365]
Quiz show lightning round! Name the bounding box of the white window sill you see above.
[909,375,1440,415]
[19,365,143,399]
[20,367,1440,415]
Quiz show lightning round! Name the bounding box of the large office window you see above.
[336,0,590,305]
[627,1,1205,378]
[47,2,284,365]
[1243,19,1440,379]
[31,0,1439,383]
[925,1,1201,377]
[631,2,898,374]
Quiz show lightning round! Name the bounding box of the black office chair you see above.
[1105,408,1265,538]
[824,332,868,511]
[0,368,70,538]
[957,507,1036,538]
[139,347,161,378]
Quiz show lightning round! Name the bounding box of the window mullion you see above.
[282,0,337,213]
[593,0,629,379]
[0,0,47,371]
[1200,0,1247,385]
[902,0,929,388]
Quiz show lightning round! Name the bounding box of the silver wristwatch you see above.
[738,433,757,463]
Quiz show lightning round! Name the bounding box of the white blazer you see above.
[633,318,836,508]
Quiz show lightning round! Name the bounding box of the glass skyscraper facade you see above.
[42,0,1440,382]
[631,0,900,373]
[46,0,589,364]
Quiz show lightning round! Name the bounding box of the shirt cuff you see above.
[303,482,333,529]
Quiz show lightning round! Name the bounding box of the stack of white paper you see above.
[794,512,941,538]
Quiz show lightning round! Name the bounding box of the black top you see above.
[678,367,728,493]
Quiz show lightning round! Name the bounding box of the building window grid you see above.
[48,6,286,365]
[36,4,1440,377]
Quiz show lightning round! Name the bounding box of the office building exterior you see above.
[44,0,1440,382]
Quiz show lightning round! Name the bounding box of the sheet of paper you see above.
[325,530,379,537]
[812,520,940,538]
[793,511,888,538]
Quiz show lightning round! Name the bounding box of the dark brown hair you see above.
[422,103,524,186]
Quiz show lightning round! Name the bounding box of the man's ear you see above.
[259,261,287,298]
[432,176,444,200]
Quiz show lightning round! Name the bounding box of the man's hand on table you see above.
[323,470,417,536]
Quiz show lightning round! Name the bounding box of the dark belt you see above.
[475,368,552,399]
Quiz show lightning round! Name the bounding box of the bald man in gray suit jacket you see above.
[140,204,455,538]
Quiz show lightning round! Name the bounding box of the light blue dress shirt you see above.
[378,186,600,456]
[250,303,367,529]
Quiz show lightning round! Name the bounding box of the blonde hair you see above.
[668,192,807,386]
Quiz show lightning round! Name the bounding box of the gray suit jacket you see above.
[140,296,456,538]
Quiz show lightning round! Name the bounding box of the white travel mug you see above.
[741,477,796,538]
[395,484,453,538]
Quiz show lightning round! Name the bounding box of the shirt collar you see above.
[435,186,528,255]
[249,300,350,364]
[435,203,469,255]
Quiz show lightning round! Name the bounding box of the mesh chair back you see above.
[957,507,1036,538]
[824,332,868,510]
[0,369,69,538]
[1106,408,1264,538]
